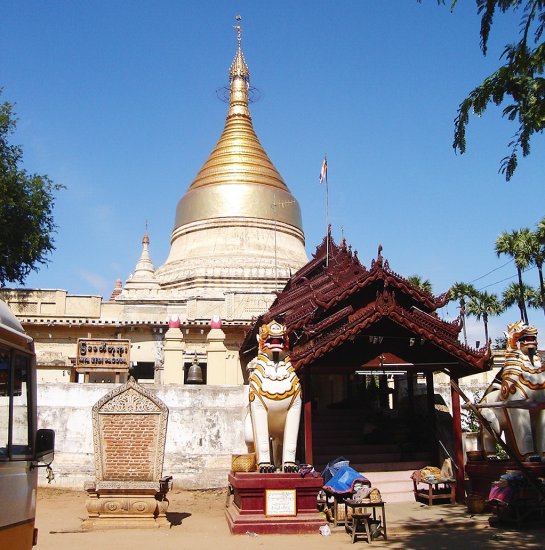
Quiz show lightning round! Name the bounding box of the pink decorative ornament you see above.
[210,315,222,329]
[168,315,180,328]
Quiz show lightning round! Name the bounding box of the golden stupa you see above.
[155,21,307,296]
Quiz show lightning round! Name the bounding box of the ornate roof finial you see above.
[127,227,157,283]
[234,14,242,48]
[229,15,249,84]
[143,220,150,245]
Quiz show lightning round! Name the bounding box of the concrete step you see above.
[346,460,428,473]
[315,454,402,465]
[312,444,399,454]
[360,469,418,484]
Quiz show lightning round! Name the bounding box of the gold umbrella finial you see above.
[229,15,249,85]
[234,15,242,48]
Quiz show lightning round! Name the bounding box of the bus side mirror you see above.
[35,429,55,465]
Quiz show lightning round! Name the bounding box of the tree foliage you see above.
[502,280,536,317]
[495,228,533,322]
[439,1,545,180]
[0,95,62,286]
[407,274,433,293]
[466,290,504,344]
[448,281,478,345]
[534,216,545,313]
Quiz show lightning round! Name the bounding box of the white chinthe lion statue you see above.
[480,321,545,460]
[244,320,302,473]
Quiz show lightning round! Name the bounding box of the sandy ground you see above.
[34,487,545,550]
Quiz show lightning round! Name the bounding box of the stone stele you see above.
[82,377,172,529]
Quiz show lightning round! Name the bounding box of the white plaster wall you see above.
[434,369,501,413]
[37,383,248,490]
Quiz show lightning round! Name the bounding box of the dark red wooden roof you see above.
[240,233,491,376]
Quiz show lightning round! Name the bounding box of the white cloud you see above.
[77,270,110,297]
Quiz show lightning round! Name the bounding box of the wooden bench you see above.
[412,477,455,506]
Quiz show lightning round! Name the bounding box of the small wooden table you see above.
[412,478,455,506]
[324,485,371,526]
[344,499,387,542]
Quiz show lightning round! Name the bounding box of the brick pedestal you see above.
[225,472,324,534]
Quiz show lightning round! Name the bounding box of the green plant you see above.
[495,442,509,460]
[461,390,482,432]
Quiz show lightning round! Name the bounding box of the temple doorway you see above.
[309,372,436,472]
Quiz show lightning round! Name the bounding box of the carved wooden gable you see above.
[240,233,491,376]
[91,377,168,485]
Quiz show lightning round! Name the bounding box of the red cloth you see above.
[488,485,514,504]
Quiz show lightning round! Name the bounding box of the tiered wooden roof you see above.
[240,234,491,377]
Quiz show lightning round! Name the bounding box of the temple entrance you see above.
[240,235,491,500]
[309,372,436,472]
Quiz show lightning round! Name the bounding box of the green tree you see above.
[534,216,545,315]
[466,290,504,346]
[527,284,543,309]
[407,275,433,294]
[493,334,508,350]
[438,1,545,180]
[495,229,533,323]
[502,280,535,320]
[0,95,62,286]
[448,281,478,346]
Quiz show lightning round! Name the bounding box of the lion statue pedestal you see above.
[244,320,302,473]
[225,320,324,534]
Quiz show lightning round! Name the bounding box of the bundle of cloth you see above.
[488,470,529,505]
[322,464,370,494]
[411,466,443,483]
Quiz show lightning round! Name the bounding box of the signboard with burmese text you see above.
[265,489,297,517]
[76,338,130,371]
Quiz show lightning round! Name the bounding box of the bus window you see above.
[11,353,31,457]
[0,348,7,456]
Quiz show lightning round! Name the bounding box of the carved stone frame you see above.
[91,377,169,488]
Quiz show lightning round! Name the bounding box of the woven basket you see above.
[466,494,486,514]
[369,488,382,503]
[231,453,257,473]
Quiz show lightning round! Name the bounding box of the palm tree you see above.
[466,291,504,347]
[534,218,545,317]
[448,282,477,346]
[495,229,533,323]
[527,285,543,311]
[502,281,535,321]
[407,275,433,294]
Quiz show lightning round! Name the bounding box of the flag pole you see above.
[326,172,329,267]
[319,155,329,267]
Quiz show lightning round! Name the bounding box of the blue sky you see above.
[2,1,545,346]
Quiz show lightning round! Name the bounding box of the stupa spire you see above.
[156,17,308,294]
[173,15,300,231]
[228,16,250,118]
[124,227,159,292]
[133,228,155,276]
[229,16,249,82]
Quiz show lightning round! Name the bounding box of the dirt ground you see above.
[35,487,545,550]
